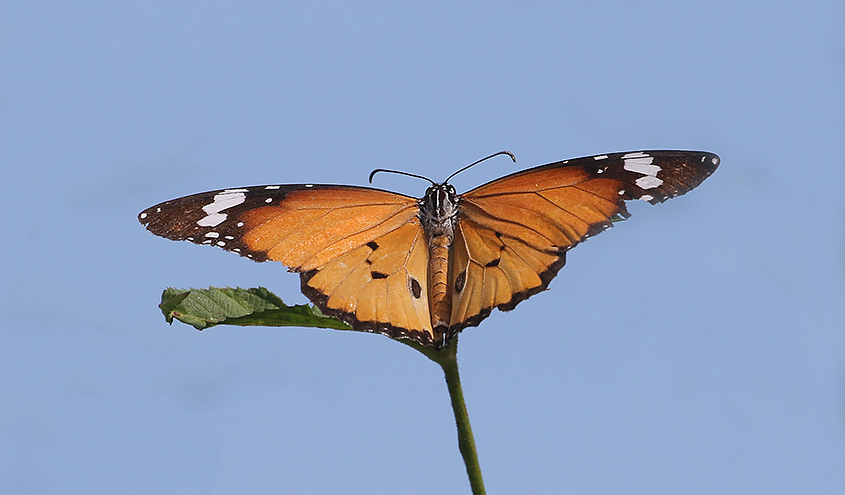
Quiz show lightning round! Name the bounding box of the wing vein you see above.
[526,190,612,233]
[569,184,622,206]
[462,198,560,246]
[298,206,416,266]
[464,195,589,248]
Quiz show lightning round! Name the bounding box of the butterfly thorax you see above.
[419,183,460,238]
[419,183,460,348]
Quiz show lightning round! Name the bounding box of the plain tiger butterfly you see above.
[139,150,719,348]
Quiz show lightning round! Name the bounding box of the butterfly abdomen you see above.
[429,234,452,346]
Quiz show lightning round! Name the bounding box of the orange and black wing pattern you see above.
[139,184,439,345]
[140,150,718,347]
[448,150,719,335]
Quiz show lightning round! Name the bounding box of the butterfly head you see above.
[423,182,457,207]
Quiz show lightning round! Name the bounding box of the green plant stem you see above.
[416,335,485,494]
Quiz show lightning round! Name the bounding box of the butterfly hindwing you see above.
[448,150,719,334]
[139,184,437,343]
[301,219,436,345]
[449,214,566,333]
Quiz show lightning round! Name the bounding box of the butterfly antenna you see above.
[369,168,436,185]
[444,150,516,183]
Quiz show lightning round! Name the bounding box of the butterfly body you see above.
[417,183,462,346]
[140,150,719,348]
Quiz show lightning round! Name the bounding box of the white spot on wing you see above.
[140,212,147,219]
[594,155,608,160]
[204,232,220,238]
[265,198,272,203]
[305,184,314,188]
[265,185,281,189]
[623,153,663,190]
[197,213,226,227]
[635,176,664,189]
[639,194,654,201]
[623,156,661,177]
[198,190,247,227]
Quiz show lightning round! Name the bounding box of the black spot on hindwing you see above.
[485,258,500,267]
[409,277,422,299]
[367,241,379,250]
[454,270,466,293]
[371,271,388,279]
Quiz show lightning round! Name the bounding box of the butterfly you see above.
[139,150,719,348]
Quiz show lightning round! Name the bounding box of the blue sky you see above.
[1,1,843,493]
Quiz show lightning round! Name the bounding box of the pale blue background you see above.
[2,1,843,494]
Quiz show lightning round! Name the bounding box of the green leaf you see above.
[159,287,351,331]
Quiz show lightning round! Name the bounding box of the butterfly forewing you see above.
[447,150,719,335]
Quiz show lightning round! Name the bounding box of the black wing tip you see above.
[603,150,720,205]
[138,207,154,226]
[674,150,720,175]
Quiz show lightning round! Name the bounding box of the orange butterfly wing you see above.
[139,185,438,345]
[447,150,719,336]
